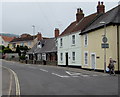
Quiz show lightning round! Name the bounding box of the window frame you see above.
[72,52,75,61]
[84,34,88,47]
[60,38,63,47]
[72,35,75,45]
[84,51,88,65]
[60,53,63,62]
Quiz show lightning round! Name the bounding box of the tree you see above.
[3,47,12,53]
[16,45,21,56]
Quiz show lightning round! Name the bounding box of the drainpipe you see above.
[117,25,119,72]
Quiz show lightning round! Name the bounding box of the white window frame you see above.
[84,51,88,65]
[72,52,75,61]
[60,38,63,47]
[72,35,75,45]
[84,34,88,47]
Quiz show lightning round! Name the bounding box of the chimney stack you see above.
[37,32,42,41]
[97,1,105,14]
[76,8,84,23]
[54,28,59,38]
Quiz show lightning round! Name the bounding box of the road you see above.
[1,59,118,96]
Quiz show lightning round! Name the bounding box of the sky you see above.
[1,0,120,37]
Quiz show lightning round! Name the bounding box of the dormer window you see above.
[37,42,41,48]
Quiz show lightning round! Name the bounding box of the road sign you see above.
[102,36,108,43]
[101,43,109,48]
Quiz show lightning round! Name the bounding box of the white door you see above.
[91,54,96,70]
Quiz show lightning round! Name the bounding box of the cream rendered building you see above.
[80,4,120,72]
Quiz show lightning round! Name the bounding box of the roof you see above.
[0,35,15,42]
[59,13,99,37]
[10,36,37,43]
[27,38,57,54]
[80,5,120,35]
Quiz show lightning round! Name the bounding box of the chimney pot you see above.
[97,1,105,14]
[76,8,84,23]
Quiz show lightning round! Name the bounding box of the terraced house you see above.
[57,2,105,67]
[27,29,59,65]
[80,3,120,72]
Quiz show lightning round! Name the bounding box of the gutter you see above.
[117,25,119,72]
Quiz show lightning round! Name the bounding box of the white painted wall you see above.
[0,36,9,47]
[57,31,82,66]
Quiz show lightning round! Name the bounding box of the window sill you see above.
[60,61,63,63]
[72,61,75,63]
[84,64,88,66]
[71,44,75,46]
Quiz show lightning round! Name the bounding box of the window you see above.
[21,42,24,46]
[84,34,88,46]
[72,52,75,61]
[13,43,16,48]
[72,35,75,45]
[84,51,88,65]
[28,42,31,46]
[2,41,4,44]
[60,38,63,47]
[60,53,63,61]
[37,42,41,48]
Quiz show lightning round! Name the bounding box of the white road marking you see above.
[52,73,69,78]
[81,74,89,77]
[2,66,20,96]
[2,66,13,96]
[66,71,81,76]
[39,69,48,72]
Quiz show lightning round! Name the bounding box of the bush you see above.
[19,55,26,60]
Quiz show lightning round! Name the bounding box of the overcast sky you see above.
[1,1,119,37]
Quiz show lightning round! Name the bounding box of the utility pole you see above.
[32,25,35,64]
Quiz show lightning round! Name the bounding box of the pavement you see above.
[1,59,119,95]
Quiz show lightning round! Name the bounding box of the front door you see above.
[91,54,96,70]
[66,53,68,66]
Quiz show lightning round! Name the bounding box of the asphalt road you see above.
[1,59,118,95]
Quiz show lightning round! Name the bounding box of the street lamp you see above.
[100,21,107,73]
[32,25,35,64]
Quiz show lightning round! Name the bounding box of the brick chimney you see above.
[54,28,59,38]
[37,32,42,41]
[97,1,105,14]
[76,8,84,23]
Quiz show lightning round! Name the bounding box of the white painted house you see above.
[57,7,100,67]
[0,35,15,47]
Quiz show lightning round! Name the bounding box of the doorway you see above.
[91,53,96,70]
[66,53,68,66]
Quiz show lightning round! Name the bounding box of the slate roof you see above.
[59,13,99,37]
[80,5,120,35]
[10,35,49,43]
[27,38,57,54]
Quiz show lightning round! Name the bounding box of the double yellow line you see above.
[2,66,21,96]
